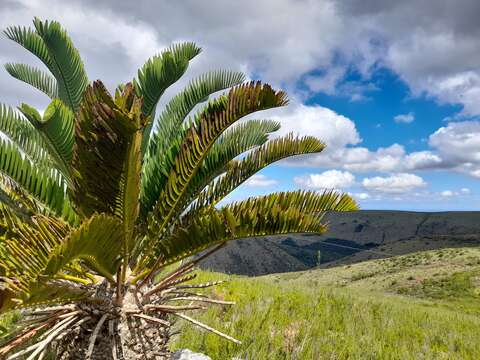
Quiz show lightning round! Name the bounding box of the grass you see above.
[2,247,479,359]
[172,247,480,359]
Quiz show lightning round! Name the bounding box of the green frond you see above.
[201,119,281,177]
[138,82,288,265]
[4,63,58,98]
[142,69,245,154]
[44,214,124,281]
[19,100,74,180]
[141,116,276,216]
[4,280,91,312]
[3,24,53,72]
[71,81,144,220]
[0,205,69,307]
[0,174,39,219]
[0,137,68,217]
[0,104,53,168]
[194,134,325,210]
[150,190,358,268]
[183,119,281,209]
[135,42,202,118]
[4,19,88,112]
[32,18,89,111]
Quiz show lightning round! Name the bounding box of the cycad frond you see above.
[3,25,53,71]
[151,190,358,267]
[19,100,74,179]
[194,134,325,210]
[0,206,113,312]
[0,174,39,218]
[0,138,67,217]
[141,82,288,262]
[32,18,88,111]
[4,19,88,112]
[0,104,53,168]
[184,119,281,209]
[70,81,144,221]
[4,63,58,99]
[201,119,281,176]
[141,70,246,208]
[44,214,123,282]
[142,70,245,152]
[135,42,202,118]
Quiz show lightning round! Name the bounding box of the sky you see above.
[0,0,479,211]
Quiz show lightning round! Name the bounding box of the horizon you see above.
[1,0,479,211]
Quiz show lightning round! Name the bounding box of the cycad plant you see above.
[0,18,358,359]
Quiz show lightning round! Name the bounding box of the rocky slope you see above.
[199,210,480,275]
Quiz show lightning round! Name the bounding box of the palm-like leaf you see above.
[142,82,288,259]
[0,104,53,168]
[3,25,52,72]
[0,205,82,311]
[4,63,58,99]
[4,18,88,111]
[32,18,88,111]
[135,42,201,119]
[70,81,145,219]
[44,214,123,282]
[140,70,246,209]
[194,134,325,210]
[183,119,281,210]
[19,100,74,179]
[151,191,358,267]
[0,137,68,217]
[142,70,245,152]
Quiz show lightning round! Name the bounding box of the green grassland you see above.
[173,247,480,359]
[2,247,479,359]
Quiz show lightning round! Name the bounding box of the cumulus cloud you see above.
[362,173,427,194]
[394,112,415,124]
[2,0,480,193]
[294,170,355,189]
[440,190,455,197]
[244,174,278,187]
[429,121,480,177]
[271,103,361,148]
[439,188,472,198]
[352,192,371,200]
[3,0,480,117]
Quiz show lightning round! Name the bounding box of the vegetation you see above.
[173,247,480,359]
[0,18,357,359]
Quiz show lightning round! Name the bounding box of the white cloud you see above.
[440,188,471,198]
[440,190,455,197]
[429,120,480,177]
[244,174,278,187]
[394,112,415,124]
[294,170,355,189]
[2,0,480,118]
[3,0,480,194]
[352,192,371,200]
[362,173,427,194]
[271,103,361,148]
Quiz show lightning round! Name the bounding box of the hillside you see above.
[174,247,480,359]
[199,210,480,275]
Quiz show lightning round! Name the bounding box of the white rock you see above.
[172,349,212,360]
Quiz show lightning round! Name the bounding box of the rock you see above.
[172,349,212,360]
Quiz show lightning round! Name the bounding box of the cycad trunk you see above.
[55,286,173,360]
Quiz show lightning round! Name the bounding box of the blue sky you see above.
[231,66,480,211]
[1,0,479,211]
